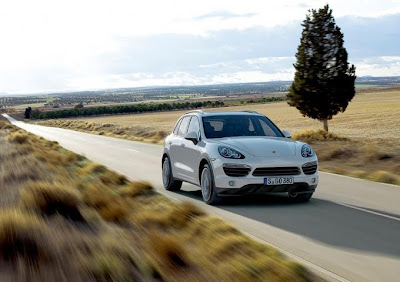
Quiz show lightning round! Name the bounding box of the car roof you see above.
[184,110,262,117]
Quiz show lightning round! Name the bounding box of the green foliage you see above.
[31,100,225,119]
[24,107,32,119]
[288,5,356,130]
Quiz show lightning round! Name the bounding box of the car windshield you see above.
[202,115,283,138]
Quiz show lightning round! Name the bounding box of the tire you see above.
[200,164,222,205]
[162,157,182,191]
[288,191,313,202]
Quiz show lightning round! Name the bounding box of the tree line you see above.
[30,100,225,119]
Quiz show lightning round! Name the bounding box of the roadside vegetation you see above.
[292,130,400,185]
[0,117,316,281]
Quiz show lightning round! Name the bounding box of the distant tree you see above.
[24,107,32,119]
[74,102,84,109]
[287,5,356,131]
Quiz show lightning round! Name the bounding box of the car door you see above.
[170,116,191,180]
[180,116,202,184]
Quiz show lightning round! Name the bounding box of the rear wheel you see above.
[200,164,221,205]
[288,191,313,202]
[162,157,182,191]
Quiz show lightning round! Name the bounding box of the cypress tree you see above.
[288,5,356,131]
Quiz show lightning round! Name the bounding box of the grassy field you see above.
[33,89,400,185]
[0,118,316,281]
[72,89,400,141]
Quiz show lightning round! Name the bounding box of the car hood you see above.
[217,137,297,157]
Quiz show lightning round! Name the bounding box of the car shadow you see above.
[176,188,400,259]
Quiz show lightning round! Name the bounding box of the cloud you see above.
[0,3,400,93]
[195,10,257,20]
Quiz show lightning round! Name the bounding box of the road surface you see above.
[4,114,400,282]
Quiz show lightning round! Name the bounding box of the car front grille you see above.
[223,164,251,177]
[252,167,300,176]
[302,162,318,175]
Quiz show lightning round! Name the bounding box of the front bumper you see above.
[211,157,319,195]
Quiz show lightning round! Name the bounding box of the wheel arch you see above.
[198,158,211,183]
[162,153,169,166]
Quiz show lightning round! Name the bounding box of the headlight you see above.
[301,144,315,158]
[218,146,245,159]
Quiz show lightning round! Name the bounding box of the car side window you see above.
[187,116,200,135]
[178,116,191,137]
[173,118,182,135]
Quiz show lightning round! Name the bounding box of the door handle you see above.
[168,141,172,145]
[180,143,185,147]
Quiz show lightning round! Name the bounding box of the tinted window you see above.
[202,115,282,138]
[178,116,191,137]
[187,116,200,135]
[173,118,182,135]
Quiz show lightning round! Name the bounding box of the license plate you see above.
[264,177,294,185]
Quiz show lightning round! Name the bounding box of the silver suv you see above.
[162,110,318,204]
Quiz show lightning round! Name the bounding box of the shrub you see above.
[0,211,52,263]
[147,232,188,268]
[168,202,205,228]
[0,121,13,130]
[8,132,29,144]
[83,185,128,223]
[100,171,127,186]
[369,171,399,185]
[292,129,347,143]
[120,181,154,198]
[21,181,84,221]
[81,163,107,175]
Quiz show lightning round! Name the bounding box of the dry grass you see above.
[65,89,400,142]
[292,129,348,144]
[34,119,168,145]
[8,131,29,144]
[0,211,53,263]
[20,181,84,221]
[119,181,154,198]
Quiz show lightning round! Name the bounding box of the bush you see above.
[0,211,52,263]
[21,181,84,221]
[168,202,205,228]
[0,121,13,130]
[81,163,107,175]
[369,171,399,185]
[8,132,29,144]
[83,185,128,222]
[147,232,188,268]
[120,181,154,198]
[100,171,127,185]
[292,129,347,143]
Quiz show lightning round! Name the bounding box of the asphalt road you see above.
[4,114,400,282]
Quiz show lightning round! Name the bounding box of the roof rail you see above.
[240,110,261,114]
[185,110,204,115]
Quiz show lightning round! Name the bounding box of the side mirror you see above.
[184,131,199,144]
[282,130,292,138]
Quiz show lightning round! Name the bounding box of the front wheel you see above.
[288,191,313,202]
[200,164,221,205]
[162,157,182,191]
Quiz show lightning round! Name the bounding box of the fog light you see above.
[312,178,316,183]
[229,181,235,186]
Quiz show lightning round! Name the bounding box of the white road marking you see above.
[128,148,139,153]
[332,201,400,222]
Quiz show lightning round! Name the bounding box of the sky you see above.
[0,0,400,94]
